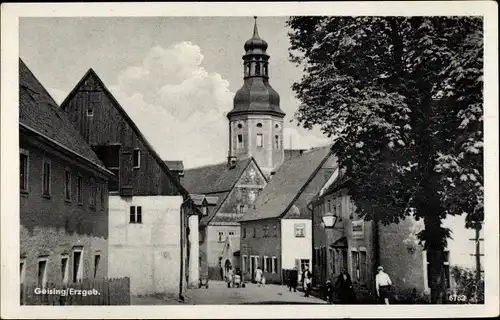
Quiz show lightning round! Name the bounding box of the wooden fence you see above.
[21,277,130,305]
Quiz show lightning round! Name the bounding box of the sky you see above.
[19,17,331,168]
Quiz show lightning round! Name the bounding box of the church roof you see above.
[181,158,253,194]
[19,59,109,174]
[240,145,335,222]
[230,77,285,118]
[244,16,269,55]
[181,158,256,226]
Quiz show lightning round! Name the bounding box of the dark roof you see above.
[240,145,334,222]
[181,158,259,226]
[60,68,189,199]
[284,149,308,160]
[322,170,350,197]
[19,59,107,172]
[181,158,253,194]
[164,160,184,172]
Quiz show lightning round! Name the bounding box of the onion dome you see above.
[244,16,269,55]
[228,17,285,119]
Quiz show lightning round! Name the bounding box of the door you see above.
[250,256,256,281]
[342,249,348,272]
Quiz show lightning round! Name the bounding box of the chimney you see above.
[227,155,237,169]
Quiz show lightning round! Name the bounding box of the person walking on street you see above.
[326,279,335,304]
[302,265,312,297]
[288,267,299,292]
[335,269,357,304]
[227,267,234,288]
[376,266,392,304]
[254,266,263,287]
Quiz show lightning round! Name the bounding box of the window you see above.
[272,257,277,273]
[133,149,140,169]
[77,176,83,204]
[360,250,367,283]
[327,200,331,212]
[263,256,268,272]
[243,228,247,238]
[255,63,261,76]
[426,250,450,289]
[237,134,243,149]
[256,123,263,128]
[20,259,26,284]
[72,248,83,283]
[274,135,280,149]
[237,123,243,129]
[263,225,269,237]
[300,259,310,272]
[229,231,235,237]
[242,255,247,272]
[239,205,245,213]
[294,224,305,238]
[218,231,225,242]
[130,206,142,224]
[202,206,208,216]
[263,64,268,76]
[20,150,29,192]
[61,256,69,284]
[244,64,250,77]
[329,247,336,275]
[273,225,278,237]
[64,170,72,201]
[256,134,263,147]
[352,251,360,281]
[92,145,120,191]
[94,254,101,278]
[253,227,256,238]
[37,258,48,288]
[100,184,106,207]
[89,179,96,208]
[42,159,51,197]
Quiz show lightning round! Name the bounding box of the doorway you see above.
[250,256,256,281]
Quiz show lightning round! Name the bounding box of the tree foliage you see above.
[287,16,483,302]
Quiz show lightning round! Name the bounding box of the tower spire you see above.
[253,16,259,38]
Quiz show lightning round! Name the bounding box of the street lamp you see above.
[322,212,338,229]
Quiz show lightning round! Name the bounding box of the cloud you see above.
[48,41,331,168]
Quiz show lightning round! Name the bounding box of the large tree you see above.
[287,16,483,303]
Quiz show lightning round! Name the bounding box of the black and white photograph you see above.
[1,2,498,319]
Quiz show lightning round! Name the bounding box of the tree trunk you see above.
[423,214,446,304]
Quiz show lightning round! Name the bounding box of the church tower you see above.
[227,17,286,177]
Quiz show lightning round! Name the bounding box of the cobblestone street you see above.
[131,281,326,305]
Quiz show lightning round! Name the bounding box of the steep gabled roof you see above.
[19,59,109,174]
[181,158,254,194]
[181,157,263,226]
[60,68,189,198]
[240,145,334,222]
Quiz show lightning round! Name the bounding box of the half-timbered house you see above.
[60,69,200,296]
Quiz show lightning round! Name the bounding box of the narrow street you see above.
[131,281,326,305]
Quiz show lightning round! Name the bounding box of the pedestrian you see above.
[227,267,234,288]
[335,269,357,304]
[375,266,392,304]
[255,266,263,287]
[302,265,312,297]
[326,279,335,304]
[261,276,266,287]
[288,267,299,292]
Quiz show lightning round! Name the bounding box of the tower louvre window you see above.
[237,134,243,149]
[255,63,261,76]
[257,134,263,147]
[275,135,280,149]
